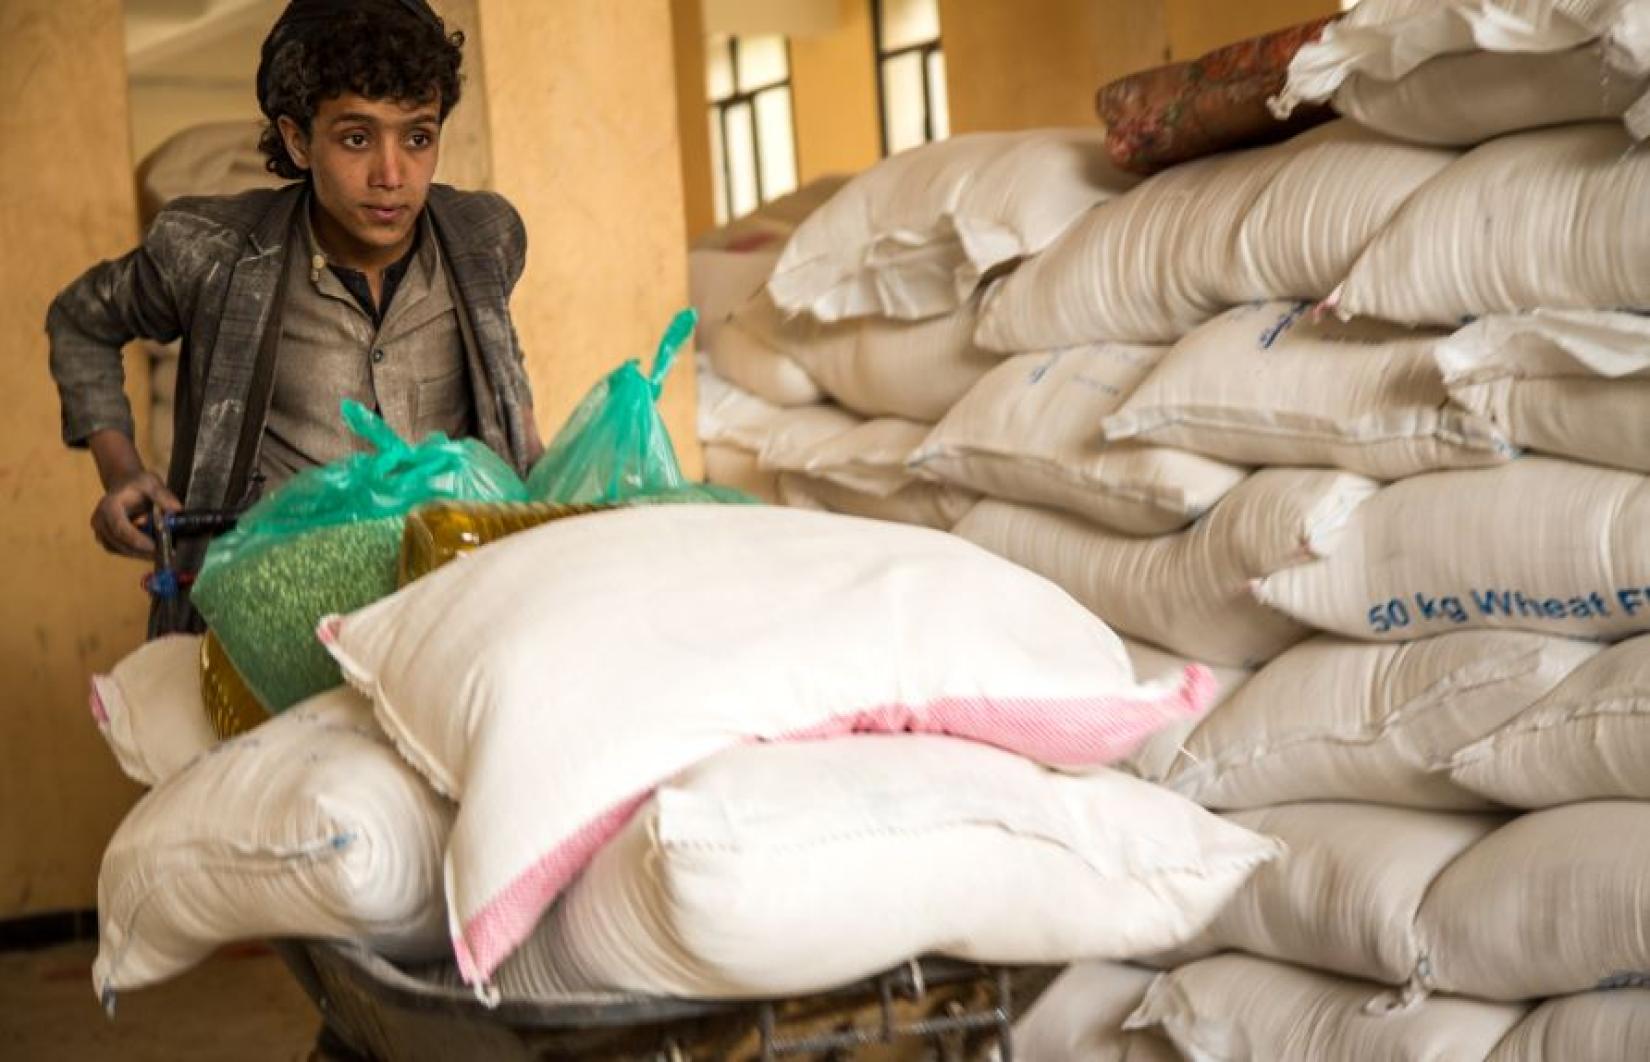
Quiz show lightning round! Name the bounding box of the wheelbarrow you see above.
[278,940,1057,1061]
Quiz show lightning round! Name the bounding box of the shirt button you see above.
[371,348,386,364]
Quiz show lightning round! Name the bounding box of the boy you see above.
[47,0,543,633]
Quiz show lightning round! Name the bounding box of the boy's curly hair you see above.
[257,5,465,180]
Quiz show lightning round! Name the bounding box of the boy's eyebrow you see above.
[327,109,441,128]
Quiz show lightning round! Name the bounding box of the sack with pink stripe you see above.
[321,504,1212,987]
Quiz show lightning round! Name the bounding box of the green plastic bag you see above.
[528,308,723,504]
[193,401,529,712]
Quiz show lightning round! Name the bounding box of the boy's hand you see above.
[93,470,181,559]
[86,428,180,559]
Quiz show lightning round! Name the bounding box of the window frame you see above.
[870,0,945,157]
[706,34,799,223]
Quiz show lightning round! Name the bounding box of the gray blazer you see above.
[47,182,539,507]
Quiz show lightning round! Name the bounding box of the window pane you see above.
[724,100,760,218]
[755,87,798,203]
[736,34,789,91]
[705,34,734,102]
[880,0,941,52]
[709,110,729,226]
[882,52,927,155]
[926,49,950,141]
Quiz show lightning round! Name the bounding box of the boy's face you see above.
[278,92,441,266]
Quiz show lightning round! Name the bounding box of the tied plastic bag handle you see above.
[341,399,472,489]
[646,307,698,398]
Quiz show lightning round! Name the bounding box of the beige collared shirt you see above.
[256,200,473,491]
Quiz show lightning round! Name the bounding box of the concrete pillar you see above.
[670,0,719,243]
[0,0,148,917]
[473,0,701,475]
[791,0,881,183]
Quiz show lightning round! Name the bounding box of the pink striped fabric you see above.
[452,665,1214,986]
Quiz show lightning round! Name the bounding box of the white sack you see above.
[488,737,1279,999]
[761,416,927,497]
[1417,800,1650,1000]
[94,690,451,996]
[735,290,1000,422]
[1450,633,1650,806]
[707,292,824,407]
[702,443,780,504]
[1167,631,1599,809]
[1256,458,1650,642]
[695,362,785,452]
[1117,637,1251,784]
[1102,301,1512,479]
[1489,988,1650,1061]
[1163,803,1504,985]
[688,247,782,357]
[953,469,1378,668]
[976,122,1454,348]
[90,635,216,787]
[1334,123,1650,326]
[1438,310,1650,474]
[777,472,977,531]
[911,344,1248,536]
[1336,43,1649,146]
[1016,962,1180,1062]
[1279,0,1649,114]
[768,129,1132,322]
[1123,954,1526,1062]
[323,505,1218,984]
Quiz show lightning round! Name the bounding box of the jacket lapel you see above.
[184,188,302,509]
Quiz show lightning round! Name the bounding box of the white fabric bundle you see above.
[1101,302,1513,479]
[94,690,451,997]
[1336,43,1649,146]
[1016,962,1180,1062]
[1163,803,1504,985]
[1166,632,1599,809]
[1334,123,1650,326]
[1117,637,1251,784]
[322,504,1217,984]
[1489,988,1650,1061]
[954,469,1377,668]
[486,737,1279,1000]
[707,292,824,407]
[731,290,1001,422]
[777,472,977,531]
[911,345,1248,536]
[90,635,215,787]
[1278,0,1650,119]
[1437,309,1650,474]
[1417,800,1650,1000]
[1123,954,1527,1061]
[1256,458,1650,643]
[976,122,1454,348]
[688,247,783,360]
[767,129,1132,322]
[1450,633,1650,806]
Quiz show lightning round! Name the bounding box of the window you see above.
[872,0,949,157]
[706,33,799,225]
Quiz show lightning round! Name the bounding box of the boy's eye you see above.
[343,133,368,148]
[409,132,432,148]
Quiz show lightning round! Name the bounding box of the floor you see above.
[0,940,320,1061]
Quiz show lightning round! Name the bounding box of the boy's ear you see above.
[276,116,311,171]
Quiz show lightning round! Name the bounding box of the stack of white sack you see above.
[698,129,1140,530]
[313,503,1282,996]
[1275,0,1650,147]
[90,504,1286,1016]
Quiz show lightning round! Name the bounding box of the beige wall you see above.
[938,0,1342,134]
[938,0,1169,133]
[790,0,881,184]
[671,0,719,242]
[474,0,701,476]
[2,0,148,917]
[1164,0,1341,61]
